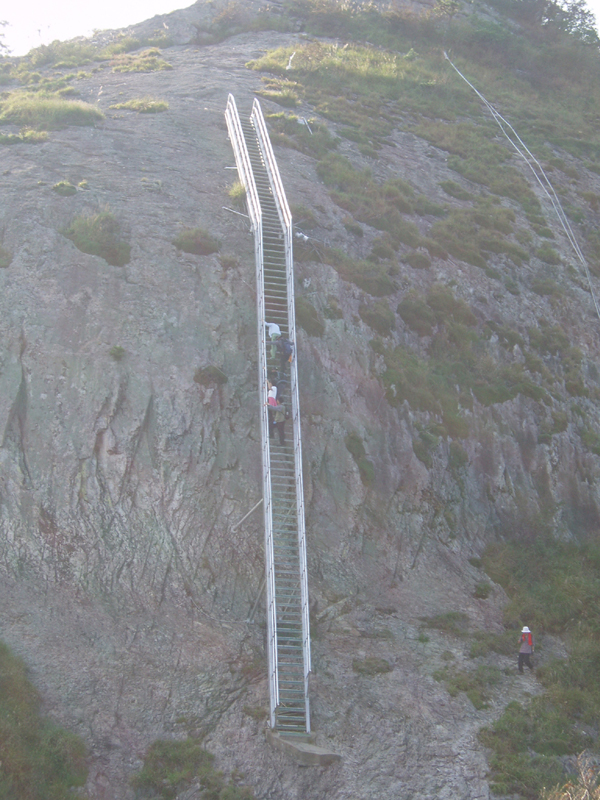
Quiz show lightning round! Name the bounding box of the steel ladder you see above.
[225,96,311,735]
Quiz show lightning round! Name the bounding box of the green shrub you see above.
[131,738,255,800]
[27,40,97,67]
[52,180,77,196]
[325,248,396,296]
[63,210,130,266]
[427,285,477,326]
[0,640,88,799]
[0,244,13,268]
[370,238,395,260]
[398,294,435,336]
[0,93,104,130]
[537,242,561,265]
[434,664,503,709]
[448,441,468,470]
[109,96,169,113]
[352,657,392,675]
[406,250,431,270]
[173,227,220,256]
[359,301,395,336]
[538,411,569,444]
[474,581,492,599]
[267,113,338,159]
[440,179,473,201]
[228,179,246,209]
[109,345,125,361]
[295,296,325,336]
[413,437,433,467]
[469,630,516,658]
[345,432,375,486]
[578,427,600,455]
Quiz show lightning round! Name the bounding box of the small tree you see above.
[0,21,9,56]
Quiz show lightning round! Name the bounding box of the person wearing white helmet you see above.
[518,626,535,673]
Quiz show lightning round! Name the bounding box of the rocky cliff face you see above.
[1,1,599,797]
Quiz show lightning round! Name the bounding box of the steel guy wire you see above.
[443,50,600,321]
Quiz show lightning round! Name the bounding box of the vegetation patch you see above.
[109,345,125,361]
[295,296,325,337]
[345,432,375,487]
[316,153,428,245]
[109,96,169,113]
[173,228,220,256]
[111,48,172,73]
[0,128,47,144]
[301,244,396,296]
[131,738,254,800]
[63,210,130,266]
[0,639,88,799]
[433,664,503,709]
[479,536,600,797]
[228,180,246,209]
[27,40,97,68]
[359,301,395,336]
[0,93,104,130]
[405,250,431,270]
[52,180,77,196]
[469,629,517,659]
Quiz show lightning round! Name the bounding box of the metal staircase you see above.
[225,95,311,735]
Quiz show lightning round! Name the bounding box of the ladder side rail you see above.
[251,100,311,732]
[257,230,279,726]
[225,95,262,231]
[250,100,292,231]
[288,259,311,733]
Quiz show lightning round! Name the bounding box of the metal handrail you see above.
[251,100,311,732]
[225,95,261,232]
[225,96,278,726]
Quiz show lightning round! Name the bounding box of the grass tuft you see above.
[52,180,77,196]
[173,228,220,256]
[109,96,169,113]
[63,210,130,266]
[0,93,104,130]
[111,49,172,73]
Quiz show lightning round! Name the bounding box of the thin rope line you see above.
[443,50,600,321]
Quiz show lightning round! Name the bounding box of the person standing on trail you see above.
[518,626,534,673]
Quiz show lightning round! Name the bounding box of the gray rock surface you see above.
[0,1,598,797]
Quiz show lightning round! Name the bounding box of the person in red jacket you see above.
[518,626,534,673]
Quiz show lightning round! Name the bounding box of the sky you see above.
[1,0,599,57]
[1,0,194,57]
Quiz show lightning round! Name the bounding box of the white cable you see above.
[443,51,600,321]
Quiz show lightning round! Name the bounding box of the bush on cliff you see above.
[0,640,88,799]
